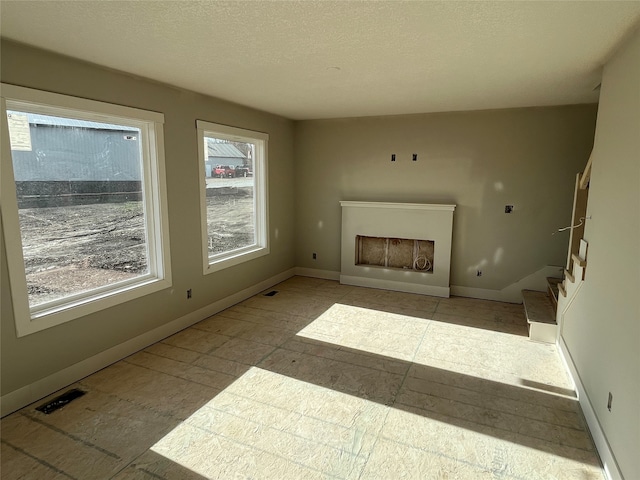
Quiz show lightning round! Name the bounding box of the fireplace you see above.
[340,201,456,297]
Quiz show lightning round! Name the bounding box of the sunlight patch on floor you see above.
[151,367,387,479]
[296,303,430,361]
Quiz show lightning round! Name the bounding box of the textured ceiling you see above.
[1,1,639,120]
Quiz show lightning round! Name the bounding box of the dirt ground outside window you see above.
[18,189,253,306]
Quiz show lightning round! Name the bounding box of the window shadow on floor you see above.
[256,334,598,467]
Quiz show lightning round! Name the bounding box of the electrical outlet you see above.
[312,253,317,260]
[187,289,192,299]
[412,153,418,161]
[391,154,396,162]
[607,392,613,412]
[505,205,514,213]
[477,270,482,277]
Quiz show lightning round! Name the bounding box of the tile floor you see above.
[1,276,604,479]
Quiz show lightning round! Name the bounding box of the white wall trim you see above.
[557,336,623,480]
[0,268,296,417]
[340,274,450,298]
[294,266,564,303]
[294,267,340,281]
[451,265,565,304]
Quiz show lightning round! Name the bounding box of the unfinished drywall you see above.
[561,27,640,480]
[0,41,296,398]
[294,105,597,294]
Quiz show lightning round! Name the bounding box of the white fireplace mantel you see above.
[340,201,456,297]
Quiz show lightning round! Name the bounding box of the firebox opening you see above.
[356,235,434,273]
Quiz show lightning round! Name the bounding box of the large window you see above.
[196,120,268,273]
[1,84,171,336]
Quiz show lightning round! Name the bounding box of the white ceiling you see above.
[2,1,639,120]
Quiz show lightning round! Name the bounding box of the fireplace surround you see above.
[340,201,456,297]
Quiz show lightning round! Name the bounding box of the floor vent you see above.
[36,389,86,414]
[264,290,278,297]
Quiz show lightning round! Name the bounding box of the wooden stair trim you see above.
[571,253,586,268]
[558,283,567,297]
[546,277,561,306]
[564,269,575,284]
[579,152,593,190]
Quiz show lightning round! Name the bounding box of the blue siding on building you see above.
[11,122,142,182]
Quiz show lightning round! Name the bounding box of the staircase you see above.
[522,239,588,343]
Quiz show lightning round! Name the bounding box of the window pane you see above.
[6,110,149,308]
[203,136,256,256]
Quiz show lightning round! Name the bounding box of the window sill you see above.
[204,245,269,275]
[17,277,172,337]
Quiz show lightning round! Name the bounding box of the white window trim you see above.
[1,84,172,337]
[196,120,269,275]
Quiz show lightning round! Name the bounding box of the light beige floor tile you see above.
[241,290,336,319]
[301,303,430,337]
[272,276,356,300]
[424,319,528,347]
[406,359,578,413]
[144,342,201,364]
[1,441,72,480]
[414,329,573,389]
[151,422,327,479]
[435,301,525,325]
[295,303,428,361]
[282,337,409,376]
[191,314,256,337]
[161,328,229,354]
[431,311,528,336]
[439,295,525,314]
[1,414,125,479]
[125,351,237,391]
[79,362,220,420]
[380,407,501,473]
[222,367,389,433]
[111,450,209,479]
[209,337,276,365]
[113,450,213,480]
[340,297,438,321]
[236,323,297,346]
[191,353,250,377]
[219,305,312,331]
[361,437,495,479]
[259,348,404,405]
[272,276,329,291]
[494,442,605,480]
[378,408,603,480]
[183,406,368,477]
[202,390,379,457]
[400,373,582,429]
[377,290,441,312]
[16,388,177,468]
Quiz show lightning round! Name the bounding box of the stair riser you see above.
[529,322,557,344]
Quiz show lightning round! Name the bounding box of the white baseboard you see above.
[294,267,340,281]
[295,266,564,304]
[451,265,565,304]
[557,337,622,480]
[0,268,296,418]
[340,274,450,298]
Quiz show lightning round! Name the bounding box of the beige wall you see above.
[294,106,597,291]
[561,28,640,479]
[0,41,296,396]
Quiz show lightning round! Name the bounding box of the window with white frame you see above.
[1,84,171,336]
[196,120,268,273]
